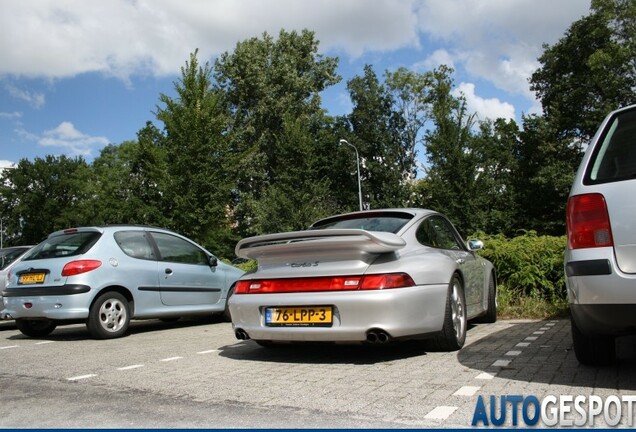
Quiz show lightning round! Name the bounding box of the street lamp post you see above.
[339,139,363,211]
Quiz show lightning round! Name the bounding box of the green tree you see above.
[155,50,236,257]
[251,114,337,233]
[385,66,448,180]
[0,156,93,245]
[420,70,478,234]
[530,0,636,141]
[214,29,340,236]
[346,65,410,209]
[512,115,579,235]
[471,118,520,235]
[89,123,169,227]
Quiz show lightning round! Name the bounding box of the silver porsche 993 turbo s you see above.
[229,208,497,351]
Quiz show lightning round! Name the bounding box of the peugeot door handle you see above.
[164,268,173,275]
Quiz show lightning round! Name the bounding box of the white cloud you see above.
[416,48,456,70]
[0,111,22,120]
[453,82,516,121]
[5,85,45,109]
[0,160,17,169]
[0,0,420,79]
[416,0,590,97]
[20,122,110,157]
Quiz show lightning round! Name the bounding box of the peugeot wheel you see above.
[87,291,130,339]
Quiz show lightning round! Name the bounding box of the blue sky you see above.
[0,0,591,169]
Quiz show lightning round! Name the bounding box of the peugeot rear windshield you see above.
[310,212,413,233]
[24,231,102,260]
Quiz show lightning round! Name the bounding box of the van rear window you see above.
[586,107,636,184]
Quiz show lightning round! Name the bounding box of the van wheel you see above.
[571,318,615,366]
[15,319,56,337]
[87,291,130,339]
[431,275,467,351]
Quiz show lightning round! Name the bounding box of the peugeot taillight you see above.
[61,260,102,277]
[566,193,613,249]
[234,273,415,294]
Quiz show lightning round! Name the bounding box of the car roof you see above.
[46,225,176,238]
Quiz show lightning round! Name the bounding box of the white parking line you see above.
[475,372,495,380]
[516,342,530,347]
[525,336,538,341]
[117,364,144,371]
[425,406,458,420]
[492,359,511,367]
[539,327,550,331]
[197,349,219,354]
[67,374,96,381]
[35,341,54,345]
[532,331,545,335]
[505,350,522,356]
[453,386,481,396]
[0,345,18,350]
[160,356,183,362]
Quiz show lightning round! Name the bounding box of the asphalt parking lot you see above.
[1,317,635,428]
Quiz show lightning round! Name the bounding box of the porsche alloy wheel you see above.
[432,274,467,351]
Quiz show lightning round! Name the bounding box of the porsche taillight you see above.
[567,193,614,249]
[234,273,416,294]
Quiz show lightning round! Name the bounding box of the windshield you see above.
[25,231,102,260]
[311,212,413,234]
[0,247,30,270]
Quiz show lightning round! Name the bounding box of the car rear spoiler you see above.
[235,229,406,261]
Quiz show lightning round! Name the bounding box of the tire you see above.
[86,291,130,339]
[15,319,56,337]
[431,274,467,351]
[475,273,497,324]
[223,285,235,322]
[570,318,615,366]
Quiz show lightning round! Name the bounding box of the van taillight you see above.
[61,260,102,277]
[567,193,613,249]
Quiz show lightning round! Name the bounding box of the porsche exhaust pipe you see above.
[235,329,250,340]
[366,329,390,344]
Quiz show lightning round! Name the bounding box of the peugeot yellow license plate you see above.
[18,273,45,284]
[265,306,333,327]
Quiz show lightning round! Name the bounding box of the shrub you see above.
[475,230,567,305]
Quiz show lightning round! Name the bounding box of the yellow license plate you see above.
[265,306,333,327]
[18,273,46,284]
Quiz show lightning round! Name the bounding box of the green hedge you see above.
[476,231,567,302]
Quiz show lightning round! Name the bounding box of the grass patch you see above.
[497,283,569,320]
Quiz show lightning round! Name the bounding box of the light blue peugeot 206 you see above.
[2,226,243,339]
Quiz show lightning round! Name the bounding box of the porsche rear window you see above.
[24,232,101,260]
[311,212,413,233]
